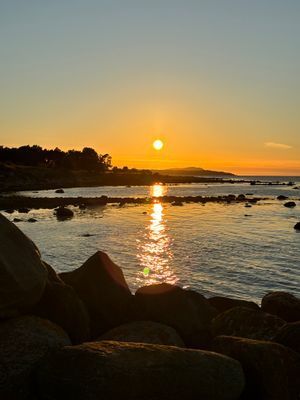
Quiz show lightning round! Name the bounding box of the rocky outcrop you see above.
[31,265,90,344]
[208,296,259,315]
[134,283,217,348]
[60,251,133,338]
[36,340,245,400]
[212,306,285,340]
[261,292,300,322]
[0,213,47,318]
[213,335,300,400]
[99,321,185,347]
[0,316,70,400]
[273,321,300,354]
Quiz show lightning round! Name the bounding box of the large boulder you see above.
[99,321,185,347]
[59,251,133,338]
[213,336,300,400]
[134,283,217,348]
[36,341,245,400]
[261,292,300,322]
[273,321,300,354]
[208,296,259,315]
[212,307,285,341]
[0,213,47,318]
[31,280,90,344]
[0,316,70,400]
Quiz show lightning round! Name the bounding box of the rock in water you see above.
[212,306,285,340]
[135,283,217,348]
[284,201,296,208]
[54,206,74,219]
[99,321,185,347]
[213,336,300,400]
[208,296,259,315]
[0,316,70,399]
[59,251,132,338]
[294,222,300,230]
[36,341,245,400]
[261,292,300,322]
[0,213,47,318]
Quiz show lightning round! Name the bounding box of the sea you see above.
[4,176,300,303]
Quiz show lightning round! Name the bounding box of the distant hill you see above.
[152,167,235,177]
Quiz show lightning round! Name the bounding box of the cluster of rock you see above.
[0,213,299,399]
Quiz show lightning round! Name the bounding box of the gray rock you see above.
[212,306,285,340]
[213,335,300,400]
[261,292,300,322]
[0,316,70,400]
[135,284,217,348]
[36,340,245,400]
[0,213,47,318]
[99,321,185,347]
[60,251,133,338]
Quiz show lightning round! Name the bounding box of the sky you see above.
[0,0,299,175]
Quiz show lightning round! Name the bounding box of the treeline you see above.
[0,145,113,172]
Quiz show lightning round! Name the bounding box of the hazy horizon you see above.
[1,1,299,175]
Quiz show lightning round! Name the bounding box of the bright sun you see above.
[153,139,164,151]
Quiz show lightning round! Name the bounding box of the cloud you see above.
[264,142,292,150]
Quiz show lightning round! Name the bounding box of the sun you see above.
[153,139,164,151]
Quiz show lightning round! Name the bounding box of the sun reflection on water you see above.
[136,184,178,286]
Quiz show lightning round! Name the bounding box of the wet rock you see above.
[81,233,95,237]
[60,251,132,338]
[0,213,47,318]
[28,218,37,223]
[4,208,14,213]
[13,217,22,222]
[294,222,300,230]
[212,307,285,340]
[237,194,246,200]
[99,321,185,347]
[0,316,70,400]
[273,321,300,354]
[55,189,64,193]
[284,201,296,208]
[261,292,300,322]
[213,335,300,400]
[172,200,183,206]
[54,206,74,219]
[244,203,252,208]
[135,284,217,348]
[208,296,259,315]
[277,195,289,200]
[36,341,245,400]
[18,207,30,213]
[78,203,86,210]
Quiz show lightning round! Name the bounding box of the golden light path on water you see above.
[136,184,178,287]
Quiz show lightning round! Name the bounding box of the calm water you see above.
[4,177,300,303]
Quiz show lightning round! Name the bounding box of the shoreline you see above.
[0,194,263,211]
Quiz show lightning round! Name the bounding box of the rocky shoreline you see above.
[0,213,300,399]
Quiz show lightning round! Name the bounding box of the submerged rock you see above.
[208,296,259,315]
[261,292,300,322]
[60,251,132,338]
[0,316,70,400]
[36,341,245,400]
[213,335,300,400]
[0,213,47,318]
[135,283,217,348]
[212,306,285,340]
[99,321,185,347]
